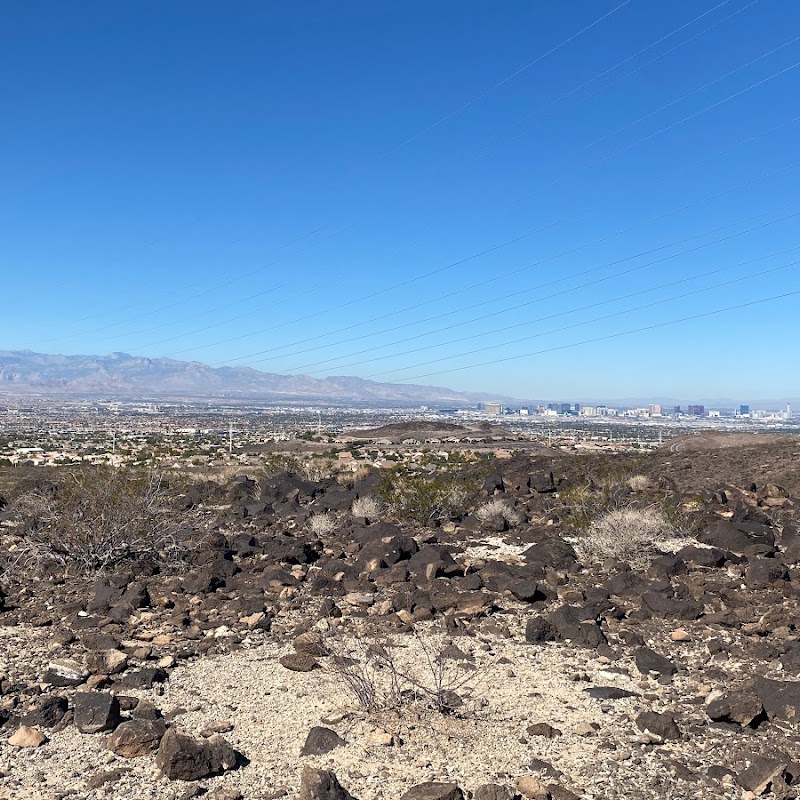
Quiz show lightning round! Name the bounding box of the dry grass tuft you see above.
[475,498,522,527]
[308,512,337,536]
[351,495,383,519]
[572,506,695,570]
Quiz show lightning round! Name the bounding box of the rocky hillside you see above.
[0,440,799,798]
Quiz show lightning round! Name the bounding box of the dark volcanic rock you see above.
[399,783,465,800]
[633,647,677,678]
[746,557,789,586]
[584,686,639,701]
[300,726,346,756]
[107,719,167,757]
[635,711,681,740]
[73,692,121,734]
[473,785,514,800]
[156,727,238,781]
[525,616,558,644]
[523,538,577,571]
[753,677,800,722]
[300,766,357,800]
[706,693,765,727]
[640,592,703,621]
[548,605,606,649]
[736,754,790,795]
[21,695,68,729]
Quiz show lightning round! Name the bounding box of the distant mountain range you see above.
[0,350,511,405]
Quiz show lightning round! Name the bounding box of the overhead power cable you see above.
[365,252,800,379]
[282,208,800,375]
[44,0,635,335]
[37,0,751,347]
[212,159,798,367]
[381,286,800,384]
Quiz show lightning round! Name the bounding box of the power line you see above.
[282,208,800,375]
[34,1,635,341]
[215,159,798,367]
[383,286,800,384]
[366,252,800,379]
[34,1,753,350]
[200,48,800,366]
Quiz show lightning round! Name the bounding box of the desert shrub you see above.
[5,465,182,576]
[474,498,522,527]
[324,628,480,714]
[308,512,337,536]
[572,506,695,570]
[351,495,383,519]
[626,474,651,491]
[379,467,478,526]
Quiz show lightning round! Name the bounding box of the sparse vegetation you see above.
[5,465,185,577]
[379,466,484,526]
[626,473,651,491]
[351,495,383,519]
[571,506,696,570]
[474,498,522,527]
[324,628,482,715]
[307,511,337,536]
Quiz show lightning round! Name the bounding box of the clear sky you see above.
[2,0,798,401]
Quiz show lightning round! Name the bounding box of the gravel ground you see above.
[0,617,759,800]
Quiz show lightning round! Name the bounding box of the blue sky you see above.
[2,0,798,401]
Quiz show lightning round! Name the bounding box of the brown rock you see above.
[107,719,166,757]
[399,783,464,800]
[516,776,549,800]
[8,726,47,748]
[299,766,356,800]
[280,652,318,672]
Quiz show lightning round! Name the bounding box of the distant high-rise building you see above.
[648,403,662,417]
[673,406,682,414]
[547,403,560,412]
[484,402,502,416]
[739,404,750,416]
[688,404,705,416]
[574,403,580,414]
[560,403,571,415]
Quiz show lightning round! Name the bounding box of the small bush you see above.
[475,498,522,527]
[324,629,480,714]
[351,496,383,519]
[379,468,476,526]
[626,474,651,492]
[572,506,695,570]
[6,465,182,576]
[308,512,337,536]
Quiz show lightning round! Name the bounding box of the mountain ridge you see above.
[0,349,512,404]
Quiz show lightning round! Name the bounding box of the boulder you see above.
[300,726,346,756]
[706,693,764,727]
[8,726,47,748]
[753,677,800,722]
[635,711,681,741]
[299,767,357,800]
[400,783,465,800]
[73,692,121,734]
[155,728,238,781]
[107,719,166,757]
[21,695,68,729]
[633,647,677,678]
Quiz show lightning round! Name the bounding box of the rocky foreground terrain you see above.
[0,435,799,800]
